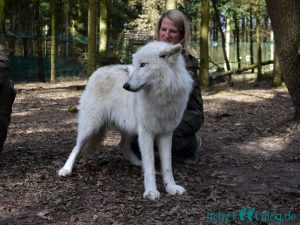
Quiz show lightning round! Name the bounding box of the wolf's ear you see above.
[159,44,182,64]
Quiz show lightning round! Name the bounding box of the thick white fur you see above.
[58,41,193,200]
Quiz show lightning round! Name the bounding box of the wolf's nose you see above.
[123,83,131,91]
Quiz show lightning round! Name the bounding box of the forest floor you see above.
[0,80,299,225]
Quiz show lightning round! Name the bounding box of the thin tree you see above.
[266,0,300,122]
[225,16,231,70]
[249,7,254,72]
[88,0,96,76]
[272,49,282,87]
[0,0,4,32]
[211,0,231,71]
[99,0,107,57]
[255,0,262,81]
[50,0,57,82]
[34,0,45,82]
[199,0,209,87]
[65,0,70,58]
[233,12,241,70]
[0,0,8,71]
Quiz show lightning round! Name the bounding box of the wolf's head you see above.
[123,41,183,92]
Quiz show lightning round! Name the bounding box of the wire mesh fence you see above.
[6,30,274,82]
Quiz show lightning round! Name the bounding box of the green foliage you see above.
[68,0,88,35]
[179,0,201,23]
[127,0,164,31]
[110,0,142,33]
[3,0,273,81]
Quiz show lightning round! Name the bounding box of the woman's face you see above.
[159,17,182,44]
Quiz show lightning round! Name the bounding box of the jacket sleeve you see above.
[0,78,16,118]
[173,53,204,138]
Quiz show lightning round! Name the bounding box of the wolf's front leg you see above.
[138,130,160,200]
[157,132,186,196]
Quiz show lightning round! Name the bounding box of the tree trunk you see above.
[225,17,231,70]
[166,0,177,10]
[233,12,241,70]
[88,0,97,76]
[22,38,28,56]
[65,1,69,58]
[266,0,300,121]
[211,17,218,42]
[255,10,262,81]
[34,0,45,82]
[249,8,254,72]
[0,0,8,70]
[99,0,107,57]
[272,49,282,87]
[50,0,57,82]
[199,0,209,87]
[211,0,231,71]
[242,17,247,43]
[0,0,3,31]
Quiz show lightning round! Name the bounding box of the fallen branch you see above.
[209,60,274,79]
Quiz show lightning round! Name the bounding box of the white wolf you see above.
[58,41,193,200]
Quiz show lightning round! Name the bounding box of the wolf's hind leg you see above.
[58,137,89,176]
[120,133,142,167]
[58,127,100,176]
[81,128,105,160]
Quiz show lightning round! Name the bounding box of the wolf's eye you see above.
[140,63,147,68]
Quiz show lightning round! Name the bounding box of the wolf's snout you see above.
[123,83,131,91]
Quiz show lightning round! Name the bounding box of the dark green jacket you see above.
[173,52,204,138]
[0,72,16,119]
[0,67,16,152]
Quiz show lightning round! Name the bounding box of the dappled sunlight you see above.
[15,90,81,102]
[37,91,82,100]
[205,91,266,103]
[204,86,289,105]
[102,130,121,147]
[2,81,299,225]
[9,115,77,136]
[1,0,299,221]
[14,81,86,90]
[25,127,53,135]
[12,108,78,117]
[13,110,40,117]
[201,82,296,168]
[237,135,288,158]
[203,83,293,130]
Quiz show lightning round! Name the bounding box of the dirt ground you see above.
[0,80,299,225]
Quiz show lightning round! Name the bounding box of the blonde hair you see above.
[154,9,190,50]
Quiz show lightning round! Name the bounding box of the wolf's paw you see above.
[122,151,142,167]
[58,168,72,177]
[143,190,160,200]
[166,184,186,196]
[129,158,142,167]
